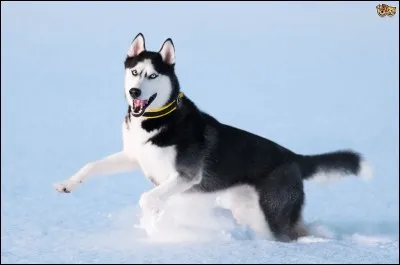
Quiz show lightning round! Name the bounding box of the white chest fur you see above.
[122,119,177,186]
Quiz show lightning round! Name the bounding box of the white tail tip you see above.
[359,160,373,181]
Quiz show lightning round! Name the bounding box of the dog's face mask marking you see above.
[124,33,177,117]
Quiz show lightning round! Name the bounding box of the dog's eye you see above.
[131,70,138,76]
[149,74,158,80]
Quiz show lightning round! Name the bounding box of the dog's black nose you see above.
[129,88,141,99]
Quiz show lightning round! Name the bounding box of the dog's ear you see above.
[159,38,175,65]
[127,33,146,57]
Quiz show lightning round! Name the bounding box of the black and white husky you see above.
[55,33,373,242]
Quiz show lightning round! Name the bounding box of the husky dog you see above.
[55,33,372,242]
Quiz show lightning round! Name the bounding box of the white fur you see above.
[124,59,172,110]
[359,159,373,181]
[54,151,138,193]
[123,117,203,216]
[308,159,373,184]
[122,118,177,188]
[308,170,350,184]
[215,185,274,240]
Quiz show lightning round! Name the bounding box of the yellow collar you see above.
[142,92,184,119]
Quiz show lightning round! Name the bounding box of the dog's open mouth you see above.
[132,93,157,117]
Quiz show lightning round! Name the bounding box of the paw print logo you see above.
[377,4,397,17]
[387,6,397,17]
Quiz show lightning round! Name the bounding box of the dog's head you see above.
[124,33,180,118]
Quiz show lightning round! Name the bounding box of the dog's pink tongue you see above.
[133,99,142,107]
[133,99,148,110]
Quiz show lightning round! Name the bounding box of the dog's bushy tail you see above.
[296,150,373,182]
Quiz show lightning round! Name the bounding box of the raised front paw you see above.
[54,180,79,193]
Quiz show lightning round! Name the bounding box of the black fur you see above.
[125,46,365,242]
[298,150,361,179]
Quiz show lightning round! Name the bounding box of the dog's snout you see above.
[129,88,141,99]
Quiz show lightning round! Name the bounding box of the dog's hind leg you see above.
[256,162,307,242]
[293,214,309,238]
[54,151,138,193]
[216,184,275,240]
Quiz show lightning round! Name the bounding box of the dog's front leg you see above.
[139,172,200,214]
[54,151,138,193]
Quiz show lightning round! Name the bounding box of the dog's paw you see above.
[54,180,79,193]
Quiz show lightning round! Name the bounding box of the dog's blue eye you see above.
[149,74,158,80]
[131,70,138,76]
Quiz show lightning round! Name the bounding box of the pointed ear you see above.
[127,33,146,57]
[159,38,175,65]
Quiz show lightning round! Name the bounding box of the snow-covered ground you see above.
[1,1,398,263]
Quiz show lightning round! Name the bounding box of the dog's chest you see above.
[123,120,177,185]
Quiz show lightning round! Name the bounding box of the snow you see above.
[1,1,399,264]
